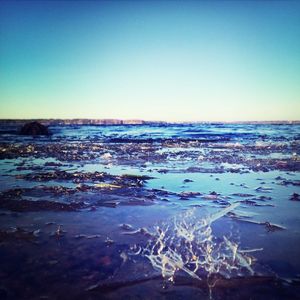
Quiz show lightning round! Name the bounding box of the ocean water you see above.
[0,123,299,299]
[1,122,300,142]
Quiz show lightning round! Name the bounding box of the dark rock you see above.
[231,193,254,197]
[264,222,285,232]
[210,191,219,196]
[20,121,50,136]
[290,193,300,201]
[120,224,133,231]
[179,191,201,198]
[0,198,84,212]
[183,179,194,183]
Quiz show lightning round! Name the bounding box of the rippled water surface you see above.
[0,123,299,299]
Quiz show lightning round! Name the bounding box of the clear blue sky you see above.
[0,1,299,121]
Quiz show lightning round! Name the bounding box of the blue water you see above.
[0,122,300,299]
[1,122,300,143]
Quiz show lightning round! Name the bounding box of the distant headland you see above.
[0,119,299,125]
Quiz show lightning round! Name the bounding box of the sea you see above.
[0,122,299,299]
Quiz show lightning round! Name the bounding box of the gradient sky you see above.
[0,1,299,121]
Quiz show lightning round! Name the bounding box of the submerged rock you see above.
[0,227,36,242]
[264,222,286,232]
[183,179,194,183]
[0,198,84,212]
[20,121,50,136]
[119,224,134,231]
[290,193,300,201]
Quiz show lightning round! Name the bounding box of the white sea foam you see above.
[138,203,261,295]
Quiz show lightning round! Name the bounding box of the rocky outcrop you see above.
[20,121,50,136]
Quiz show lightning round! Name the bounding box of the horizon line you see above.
[0,118,299,124]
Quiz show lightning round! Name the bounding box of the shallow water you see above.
[0,123,300,299]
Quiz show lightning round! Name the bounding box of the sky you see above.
[0,1,299,122]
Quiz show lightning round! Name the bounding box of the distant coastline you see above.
[0,119,299,126]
